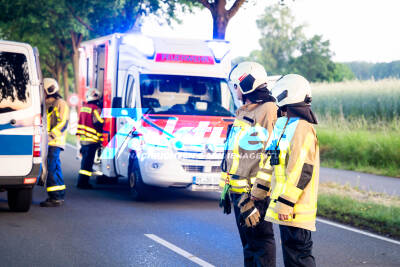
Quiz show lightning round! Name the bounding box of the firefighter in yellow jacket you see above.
[259,74,319,266]
[219,62,277,266]
[40,78,69,207]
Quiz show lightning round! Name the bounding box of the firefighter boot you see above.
[40,198,64,207]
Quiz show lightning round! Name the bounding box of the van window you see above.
[0,52,31,113]
[125,74,135,107]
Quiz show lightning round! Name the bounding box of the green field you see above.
[311,79,400,177]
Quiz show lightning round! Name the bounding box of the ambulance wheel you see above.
[128,153,147,201]
[7,188,32,212]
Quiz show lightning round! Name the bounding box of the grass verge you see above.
[318,182,400,239]
[316,119,400,177]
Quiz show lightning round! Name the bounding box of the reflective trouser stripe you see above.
[79,169,92,176]
[47,185,66,192]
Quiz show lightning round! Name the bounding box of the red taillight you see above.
[33,134,41,157]
[24,177,37,184]
[33,114,42,157]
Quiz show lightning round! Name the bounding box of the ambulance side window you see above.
[125,74,135,108]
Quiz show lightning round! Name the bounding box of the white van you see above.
[0,40,47,212]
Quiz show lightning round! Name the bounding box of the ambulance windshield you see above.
[140,74,236,116]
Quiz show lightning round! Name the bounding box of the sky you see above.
[141,0,400,63]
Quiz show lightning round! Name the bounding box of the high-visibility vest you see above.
[47,98,69,149]
[263,117,320,231]
[219,102,277,194]
[76,102,104,143]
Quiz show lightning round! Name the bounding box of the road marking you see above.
[317,218,400,246]
[145,234,215,267]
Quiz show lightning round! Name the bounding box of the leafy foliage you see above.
[347,61,400,80]
[235,4,355,82]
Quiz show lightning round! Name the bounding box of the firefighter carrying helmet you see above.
[229,62,268,95]
[43,78,59,95]
[86,88,102,102]
[271,74,312,107]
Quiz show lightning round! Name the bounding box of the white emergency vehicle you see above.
[0,40,47,211]
[78,33,237,199]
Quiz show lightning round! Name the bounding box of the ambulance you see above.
[0,40,47,211]
[78,33,237,199]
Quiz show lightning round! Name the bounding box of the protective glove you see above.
[238,193,261,228]
[219,183,232,214]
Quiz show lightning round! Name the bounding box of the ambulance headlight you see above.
[122,35,155,59]
[206,40,231,63]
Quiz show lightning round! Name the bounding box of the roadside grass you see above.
[318,182,400,239]
[310,79,400,177]
[316,118,400,177]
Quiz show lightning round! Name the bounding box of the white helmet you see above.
[271,74,312,107]
[229,62,268,95]
[43,78,59,95]
[86,88,102,102]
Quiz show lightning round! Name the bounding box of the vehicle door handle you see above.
[10,119,16,125]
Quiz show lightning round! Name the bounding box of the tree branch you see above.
[227,0,247,19]
[66,3,94,31]
[197,0,212,10]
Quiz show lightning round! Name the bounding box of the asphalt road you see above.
[320,167,400,196]
[0,146,399,267]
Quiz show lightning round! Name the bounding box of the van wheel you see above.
[128,153,148,201]
[8,188,33,212]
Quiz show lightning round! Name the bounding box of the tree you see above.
[234,3,355,82]
[289,35,336,82]
[185,0,248,39]
[0,0,184,96]
[255,4,305,74]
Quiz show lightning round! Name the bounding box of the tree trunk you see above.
[62,65,69,101]
[212,14,229,40]
[211,0,229,40]
[71,31,83,94]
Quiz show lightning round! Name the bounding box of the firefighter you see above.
[261,74,319,267]
[76,88,104,189]
[40,78,69,207]
[219,62,277,266]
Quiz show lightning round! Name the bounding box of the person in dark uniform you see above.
[76,88,103,189]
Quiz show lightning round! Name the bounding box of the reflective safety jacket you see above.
[219,102,277,195]
[76,102,104,144]
[46,97,69,149]
[262,117,319,231]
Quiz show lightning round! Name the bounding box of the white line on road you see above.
[317,218,400,246]
[145,234,215,267]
